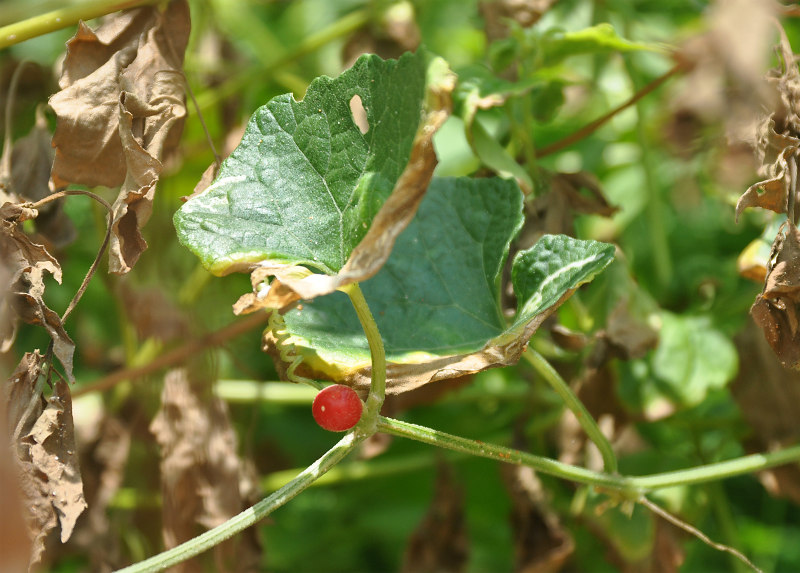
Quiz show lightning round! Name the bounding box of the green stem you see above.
[342,282,387,424]
[114,432,361,573]
[524,349,618,474]
[376,415,800,493]
[377,415,634,492]
[0,0,158,49]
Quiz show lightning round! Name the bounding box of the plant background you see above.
[3,0,800,571]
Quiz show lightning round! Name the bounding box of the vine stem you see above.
[113,282,386,571]
[114,432,362,573]
[341,282,387,426]
[0,0,159,49]
[376,415,800,493]
[524,349,618,474]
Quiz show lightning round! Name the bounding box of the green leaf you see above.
[174,51,455,303]
[651,312,738,406]
[275,176,615,392]
[538,23,662,63]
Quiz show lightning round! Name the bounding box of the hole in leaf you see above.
[349,94,369,134]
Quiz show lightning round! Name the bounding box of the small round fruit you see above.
[312,384,363,432]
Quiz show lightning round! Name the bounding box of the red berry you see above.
[312,384,363,432]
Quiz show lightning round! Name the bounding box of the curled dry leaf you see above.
[50,0,190,274]
[9,106,76,248]
[751,221,800,369]
[150,368,261,571]
[0,201,75,380]
[735,24,800,222]
[526,170,618,238]
[6,353,87,569]
[732,319,800,505]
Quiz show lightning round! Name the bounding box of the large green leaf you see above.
[272,176,615,392]
[174,51,455,304]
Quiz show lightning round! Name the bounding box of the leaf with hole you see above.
[175,50,456,307]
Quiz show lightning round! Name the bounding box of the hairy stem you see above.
[0,0,158,49]
[114,432,361,573]
[524,349,618,474]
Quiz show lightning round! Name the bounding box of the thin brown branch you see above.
[30,189,115,323]
[73,311,269,397]
[640,496,763,573]
[1,60,32,181]
[536,62,685,159]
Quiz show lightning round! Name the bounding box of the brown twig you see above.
[639,496,763,573]
[1,60,33,182]
[536,62,685,159]
[73,311,269,397]
[29,189,115,323]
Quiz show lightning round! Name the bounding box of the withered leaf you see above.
[735,118,798,221]
[6,356,86,569]
[1,202,74,380]
[732,319,800,505]
[751,221,800,368]
[50,0,190,274]
[527,170,618,238]
[735,23,800,222]
[0,373,31,572]
[501,464,574,573]
[7,106,76,249]
[150,368,261,572]
[401,463,468,573]
[69,415,131,571]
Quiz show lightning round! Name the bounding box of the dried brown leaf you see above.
[1,203,74,379]
[119,282,188,342]
[69,415,131,571]
[3,105,76,250]
[522,170,617,243]
[501,464,574,573]
[735,118,798,221]
[6,356,87,569]
[150,368,261,572]
[480,0,556,41]
[402,463,468,573]
[0,370,31,572]
[732,319,800,504]
[50,0,190,274]
[751,222,800,368]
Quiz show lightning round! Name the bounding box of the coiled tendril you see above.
[268,307,322,390]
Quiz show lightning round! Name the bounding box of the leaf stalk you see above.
[524,349,618,474]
